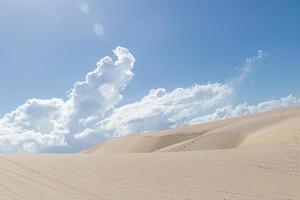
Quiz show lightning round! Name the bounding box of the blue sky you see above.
[0,0,300,152]
[1,0,300,115]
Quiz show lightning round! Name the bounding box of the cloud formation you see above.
[0,47,135,152]
[189,95,300,124]
[97,83,233,137]
[0,47,298,152]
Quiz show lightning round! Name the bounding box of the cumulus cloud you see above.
[0,47,298,152]
[80,3,90,14]
[0,98,68,152]
[93,23,105,36]
[92,50,265,137]
[0,47,134,152]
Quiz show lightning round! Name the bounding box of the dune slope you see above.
[0,145,299,200]
[1,106,300,199]
[85,106,300,153]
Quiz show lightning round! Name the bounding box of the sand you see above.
[85,105,300,153]
[1,106,300,199]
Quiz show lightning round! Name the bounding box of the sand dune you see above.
[85,106,300,153]
[1,106,300,199]
[1,145,299,200]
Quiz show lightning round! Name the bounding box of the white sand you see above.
[1,106,300,199]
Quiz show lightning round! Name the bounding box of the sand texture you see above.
[1,106,300,199]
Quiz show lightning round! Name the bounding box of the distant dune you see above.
[1,106,300,199]
[84,106,300,153]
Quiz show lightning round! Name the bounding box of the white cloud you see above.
[0,47,134,152]
[74,128,95,139]
[93,50,265,138]
[189,95,300,124]
[97,83,233,137]
[0,47,298,152]
[80,3,90,14]
[93,23,105,36]
[0,98,68,152]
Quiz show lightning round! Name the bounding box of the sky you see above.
[0,0,300,152]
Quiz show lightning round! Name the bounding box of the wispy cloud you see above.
[228,50,264,87]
